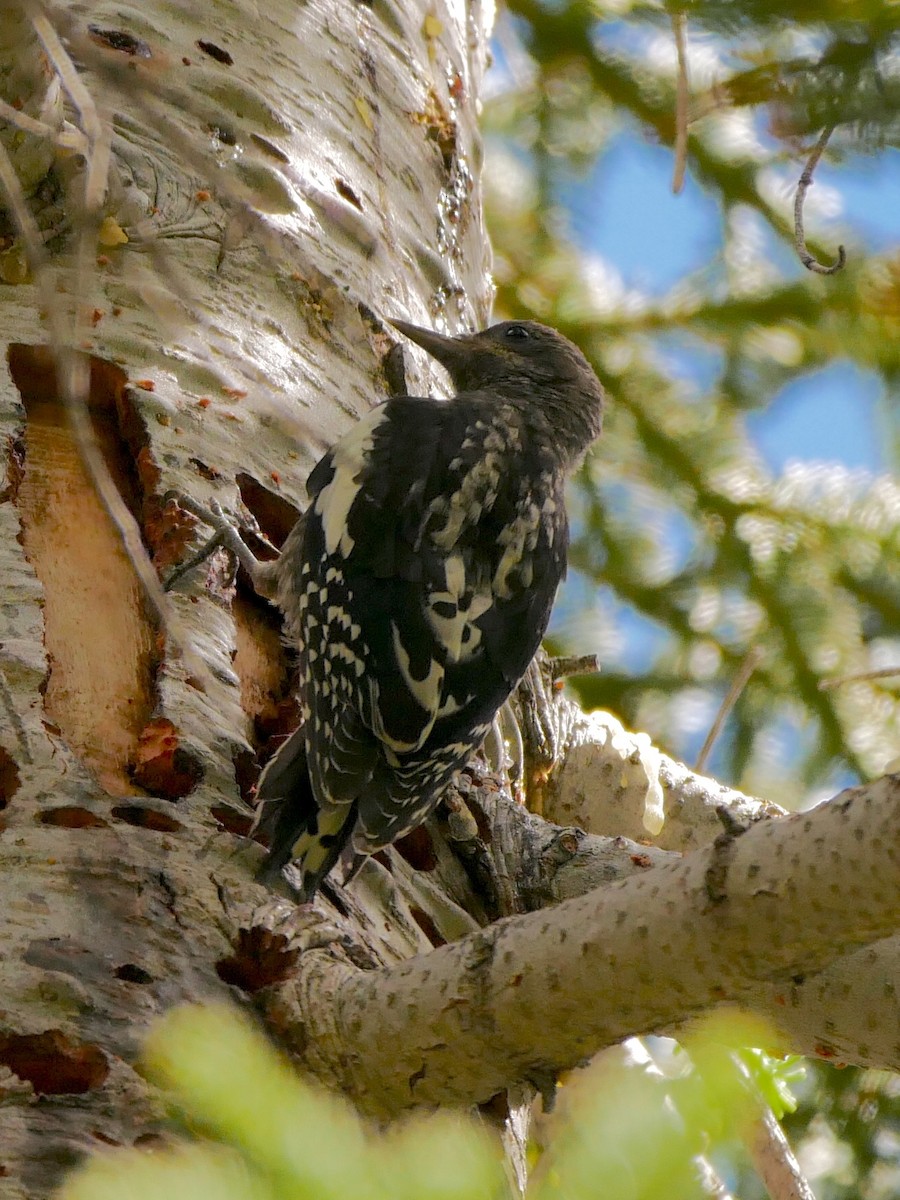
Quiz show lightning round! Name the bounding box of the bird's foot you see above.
[163,492,278,599]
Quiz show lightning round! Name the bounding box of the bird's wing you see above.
[299,396,457,807]
[301,394,569,817]
[420,464,568,753]
[351,405,570,849]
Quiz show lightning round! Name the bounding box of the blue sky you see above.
[559,132,896,474]
[487,15,897,785]
[545,125,896,784]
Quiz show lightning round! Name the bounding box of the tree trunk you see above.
[0,0,493,1190]
[1,3,898,1198]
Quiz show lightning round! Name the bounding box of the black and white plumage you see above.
[254,319,605,900]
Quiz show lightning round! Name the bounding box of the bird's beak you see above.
[388,318,472,379]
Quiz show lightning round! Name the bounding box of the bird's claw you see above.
[163,491,278,598]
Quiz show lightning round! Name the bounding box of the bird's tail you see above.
[252,728,357,900]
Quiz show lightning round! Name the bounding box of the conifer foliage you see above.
[485,0,899,802]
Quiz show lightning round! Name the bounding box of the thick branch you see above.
[536,699,784,852]
[264,773,900,1116]
[749,935,900,1067]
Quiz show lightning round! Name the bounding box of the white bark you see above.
[256,769,900,1116]
[544,706,786,851]
[750,1108,818,1200]
[0,0,496,1191]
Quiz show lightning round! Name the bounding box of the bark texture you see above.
[255,761,900,1117]
[0,0,494,1192]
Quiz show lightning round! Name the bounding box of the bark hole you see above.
[233,593,297,744]
[110,803,184,832]
[230,591,297,833]
[0,1029,109,1095]
[335,178,364,210]
[38,805,110,829]
[113,963,154,984]
[196,39,234,65]
[210,802,253,836]
[230,473,300,796]
[87,26,153,58]
[0,745,21,808]
[409,905,447,947]
[236,471,298,548]
[232,747,261,806]
[216,926,298,991]
[7,346,159,795]
[393,824,438,871]
[130,716,203,798]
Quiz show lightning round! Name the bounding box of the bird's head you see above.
[389,317,605,455]
[390,318,595,391]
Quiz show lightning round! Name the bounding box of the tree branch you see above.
[258,773,900,1116]
[749,1107,818,1200]
[793,126,846,276]
[542,702,784,852]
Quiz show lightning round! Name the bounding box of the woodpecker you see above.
[253,318,605,900]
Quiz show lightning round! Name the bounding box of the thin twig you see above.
[0,131,44,268]
[549,653,600,683]
[0,95,88,154]
[819,666,900,691]
[749,1108,818,1200]
[793,126,846,275]
[695,1156,736,1200]
[31,12,104,146]
[694,647,763,773]
[671,11,690,195]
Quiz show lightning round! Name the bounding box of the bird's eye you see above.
[505,324,530,340]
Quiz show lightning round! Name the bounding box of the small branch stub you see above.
[550,653,600,685]
[694,647,762,774]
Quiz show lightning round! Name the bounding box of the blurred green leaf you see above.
[61,1145,276,1200]
[735,1047,806,1119]
[59,1006,506,1200]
